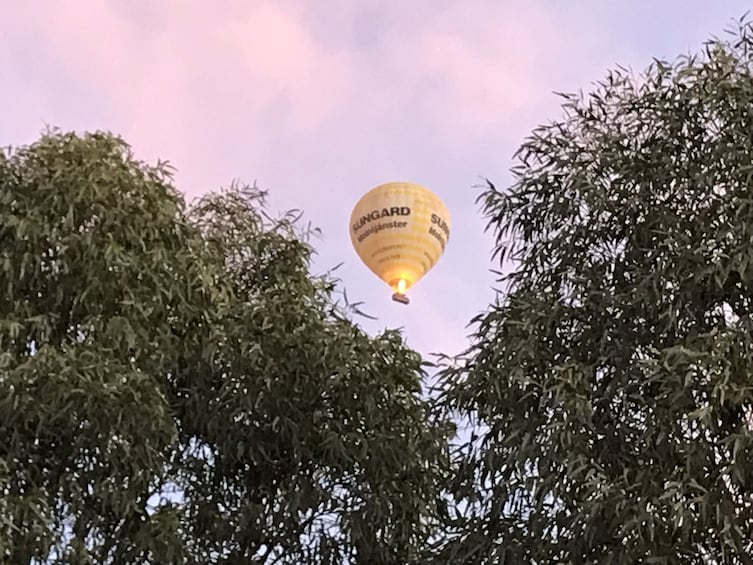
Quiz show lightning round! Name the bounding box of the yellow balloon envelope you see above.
[349,181,451,304]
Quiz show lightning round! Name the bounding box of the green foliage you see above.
[437,16,753,565]
[0,130,453,564]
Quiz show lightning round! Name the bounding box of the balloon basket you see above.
[392,292,410,305]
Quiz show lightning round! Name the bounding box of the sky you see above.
[2,0,751,360]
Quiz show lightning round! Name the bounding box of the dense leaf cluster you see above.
[0,131,453,564]
[437,17,753,565]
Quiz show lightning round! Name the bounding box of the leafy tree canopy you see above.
[0,130,453,564]
[437,15,753,565]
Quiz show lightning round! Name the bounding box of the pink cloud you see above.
[4,1,352,193]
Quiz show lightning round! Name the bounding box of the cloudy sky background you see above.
[3,0,751,359]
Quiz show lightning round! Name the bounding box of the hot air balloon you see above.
[349,181,451,305]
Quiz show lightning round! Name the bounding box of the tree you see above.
[0,130,454,564]
[437,16,753,565]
